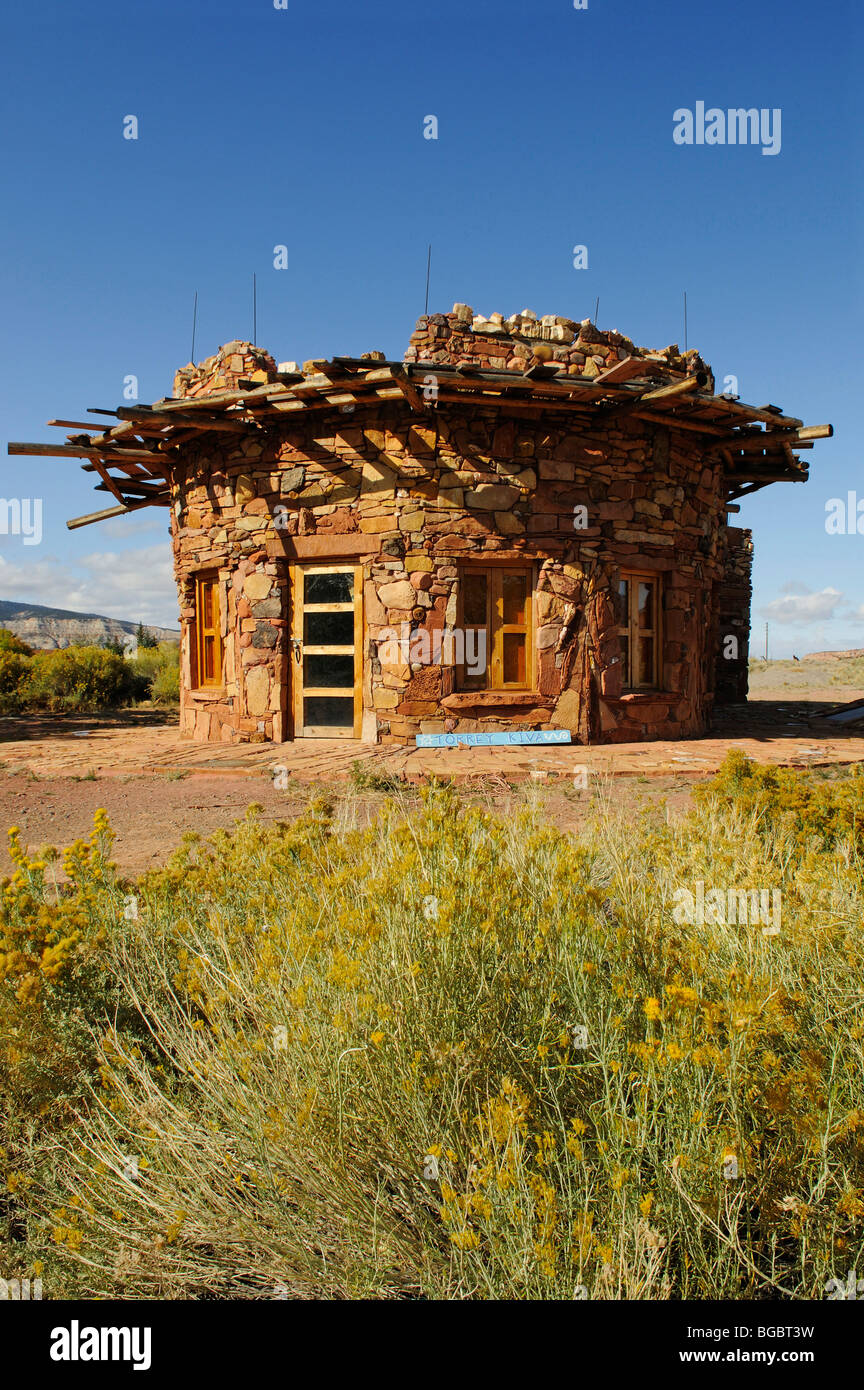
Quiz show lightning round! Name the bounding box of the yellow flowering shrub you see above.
[0,812,118,1109]
[0,811,157,1293]
[695,749,864,851]
[4,767,864,1300]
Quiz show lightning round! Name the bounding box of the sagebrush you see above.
[1,755,862,1299]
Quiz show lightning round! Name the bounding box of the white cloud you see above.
[759,587,844,625]
[99,515,165,539]
[0,544,178,627]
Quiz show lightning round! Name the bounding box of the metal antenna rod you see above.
[593,296,599,326]
[253,273,257,344]
[424,244,432,315]
[684,291,688,352]
[191,291,198,363]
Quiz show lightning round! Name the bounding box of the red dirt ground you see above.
[1,691,862,878]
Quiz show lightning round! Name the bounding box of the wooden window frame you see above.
[457,563,534,692]
[193,571,224,690]
[617,570,661,691]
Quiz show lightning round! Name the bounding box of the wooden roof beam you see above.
[727,479,792,501]
[432,392,594,418]
[591,356,671,385]
[390,366,427,412]
[94,477,166,496]
[8,441,174,464]
[712,397,803,429]
[48,419,117,432]
[114,406,250,434]
[710,423,832,454]
[89,457,126,504]
[593,372,707,422]
[153,384,277,412]
[640,372,708,401]
[67,496,168,530]
[629,409,729,437]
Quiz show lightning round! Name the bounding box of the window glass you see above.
[617,573,659,690]
[502,632,527,685]
[304,610,354,646]
[195,574,222,688]
[305,572,353,604]
[303,696,354,726]
[458,567,532,692]
[502,572,528,625]
[617,579,629,626]
[463,572,488,627]
[304,654,355,688]
[637,582,653,629]
[637,636,655,687]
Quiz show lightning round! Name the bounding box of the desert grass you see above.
[1,756,863,1300]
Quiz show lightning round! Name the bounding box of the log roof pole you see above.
[7,352,834,528]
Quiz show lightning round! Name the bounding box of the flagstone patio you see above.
[1,703,863,784]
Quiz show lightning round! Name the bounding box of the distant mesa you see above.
[0,599,179,652]
[802,648,864,661]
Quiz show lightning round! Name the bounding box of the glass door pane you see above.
[293,565,359,737]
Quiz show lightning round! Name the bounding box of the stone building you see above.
[16,305,831,745]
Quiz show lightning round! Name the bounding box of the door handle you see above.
[291,638,302,664]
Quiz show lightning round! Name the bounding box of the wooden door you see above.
[290,564,362,738]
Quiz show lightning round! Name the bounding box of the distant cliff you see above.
[803,649,864,661]
[0,600,179,652]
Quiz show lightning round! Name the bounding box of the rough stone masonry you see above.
[166,305,757,746]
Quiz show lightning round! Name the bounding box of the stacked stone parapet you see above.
[404,304,714,388]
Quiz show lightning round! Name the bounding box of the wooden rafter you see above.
[67,495,169,530]
[8,441,174,464]
[88,457,126,505]
[391,365,427,412]
[8,348,832,531]
[114,406,250,433]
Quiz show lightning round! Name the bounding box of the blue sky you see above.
[1,0,860,655]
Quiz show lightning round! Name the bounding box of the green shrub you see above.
[695,749,864,852]
[0,628,33,656]
[128,645,162,684]
[25,646,137,712]
[150,660,179,704]
[5,774,861,1302]
[0,651,31,713]
[129,641,179,705]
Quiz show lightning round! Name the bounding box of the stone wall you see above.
[404,303,714,387]
[169,323,730,745]
[714,526,753,705]
[173,341,280,399]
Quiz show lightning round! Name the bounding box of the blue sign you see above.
[416,729,572,748]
